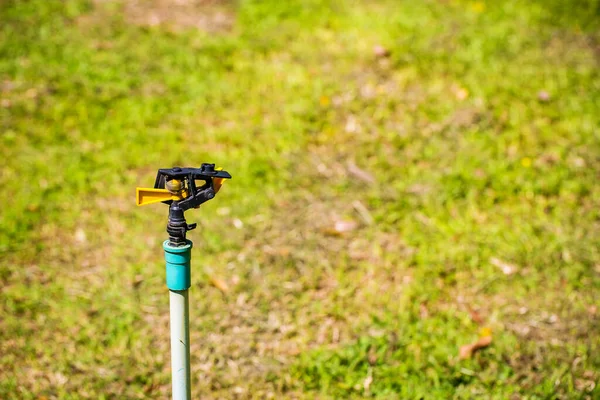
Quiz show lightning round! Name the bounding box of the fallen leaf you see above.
[583,370,595,379]
[570,157,585,168]
[1,80,15,92]
[521,157,532,168]
[373,45,390,58]
[334,220,357,233]
[347,161,376,185]
[263,245,291,257]
[209,276,229,293]
[459,327,492,359]
[452,85,469,100]
[574,378,595,392]
[322,220,358,236]
[132,274,144,289]
[332,326,340,343]
[367,346,378,365]
[232,387,245,395]
[467,306,484,325]
[363,371,373,391]
[406,183,431,195]
[537,90,550,102]
[25,88,38,98]
[490,257,518,275]
[352,200,374,225]
[345,116,361,133]
[419,303,429,319]
[75,228,87,244]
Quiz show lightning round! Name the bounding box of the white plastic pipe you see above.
[169,289,191,400]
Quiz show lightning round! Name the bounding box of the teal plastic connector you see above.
[163,240,193,291]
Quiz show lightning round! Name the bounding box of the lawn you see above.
[0,0,599,398]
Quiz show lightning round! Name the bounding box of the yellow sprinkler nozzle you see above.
[213,178,224,193]
[136,188,181,206]
[213,167,227,193]
[137,179,189,206]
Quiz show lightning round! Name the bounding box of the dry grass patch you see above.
[88,0,236,33]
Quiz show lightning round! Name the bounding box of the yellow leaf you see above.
[459,327,493,359]
[209,276,229,293]
[479,327,492,337]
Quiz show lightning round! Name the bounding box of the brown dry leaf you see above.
[467,306,485,325]
[490,257,518,275]
[74,228,87,244]
[262,245,291,257]
[363,371,374,391]
[537,90,551,102]
[352,200,374,225]
[335,220,358,232]
[275,247,291,257]
[452,85,469,100]
[322,220,358,236]
[132,274,144,289]
[574,378,596,392]
[367,346,378,365]
[346,161,376,185]
[406,183,432,195]
[209,276,229,293]
[459,327,493,359]
[232,218,244,229]
[373,45,390,58]
[419,303,429,319]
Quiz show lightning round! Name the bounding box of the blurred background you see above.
[1,0,599,398]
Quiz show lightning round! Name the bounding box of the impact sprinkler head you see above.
[136,163,232,246]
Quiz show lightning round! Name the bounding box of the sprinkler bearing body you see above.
[167,203,197,246]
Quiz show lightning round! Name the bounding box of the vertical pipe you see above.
[169,289,191,400]
[163,240,193,400]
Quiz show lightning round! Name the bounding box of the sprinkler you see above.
[136,163,231,400]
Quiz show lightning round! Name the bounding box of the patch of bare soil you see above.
[93,0,235,33]
[127,0,234,32]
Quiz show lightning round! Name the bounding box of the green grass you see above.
[1,0,599,398]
